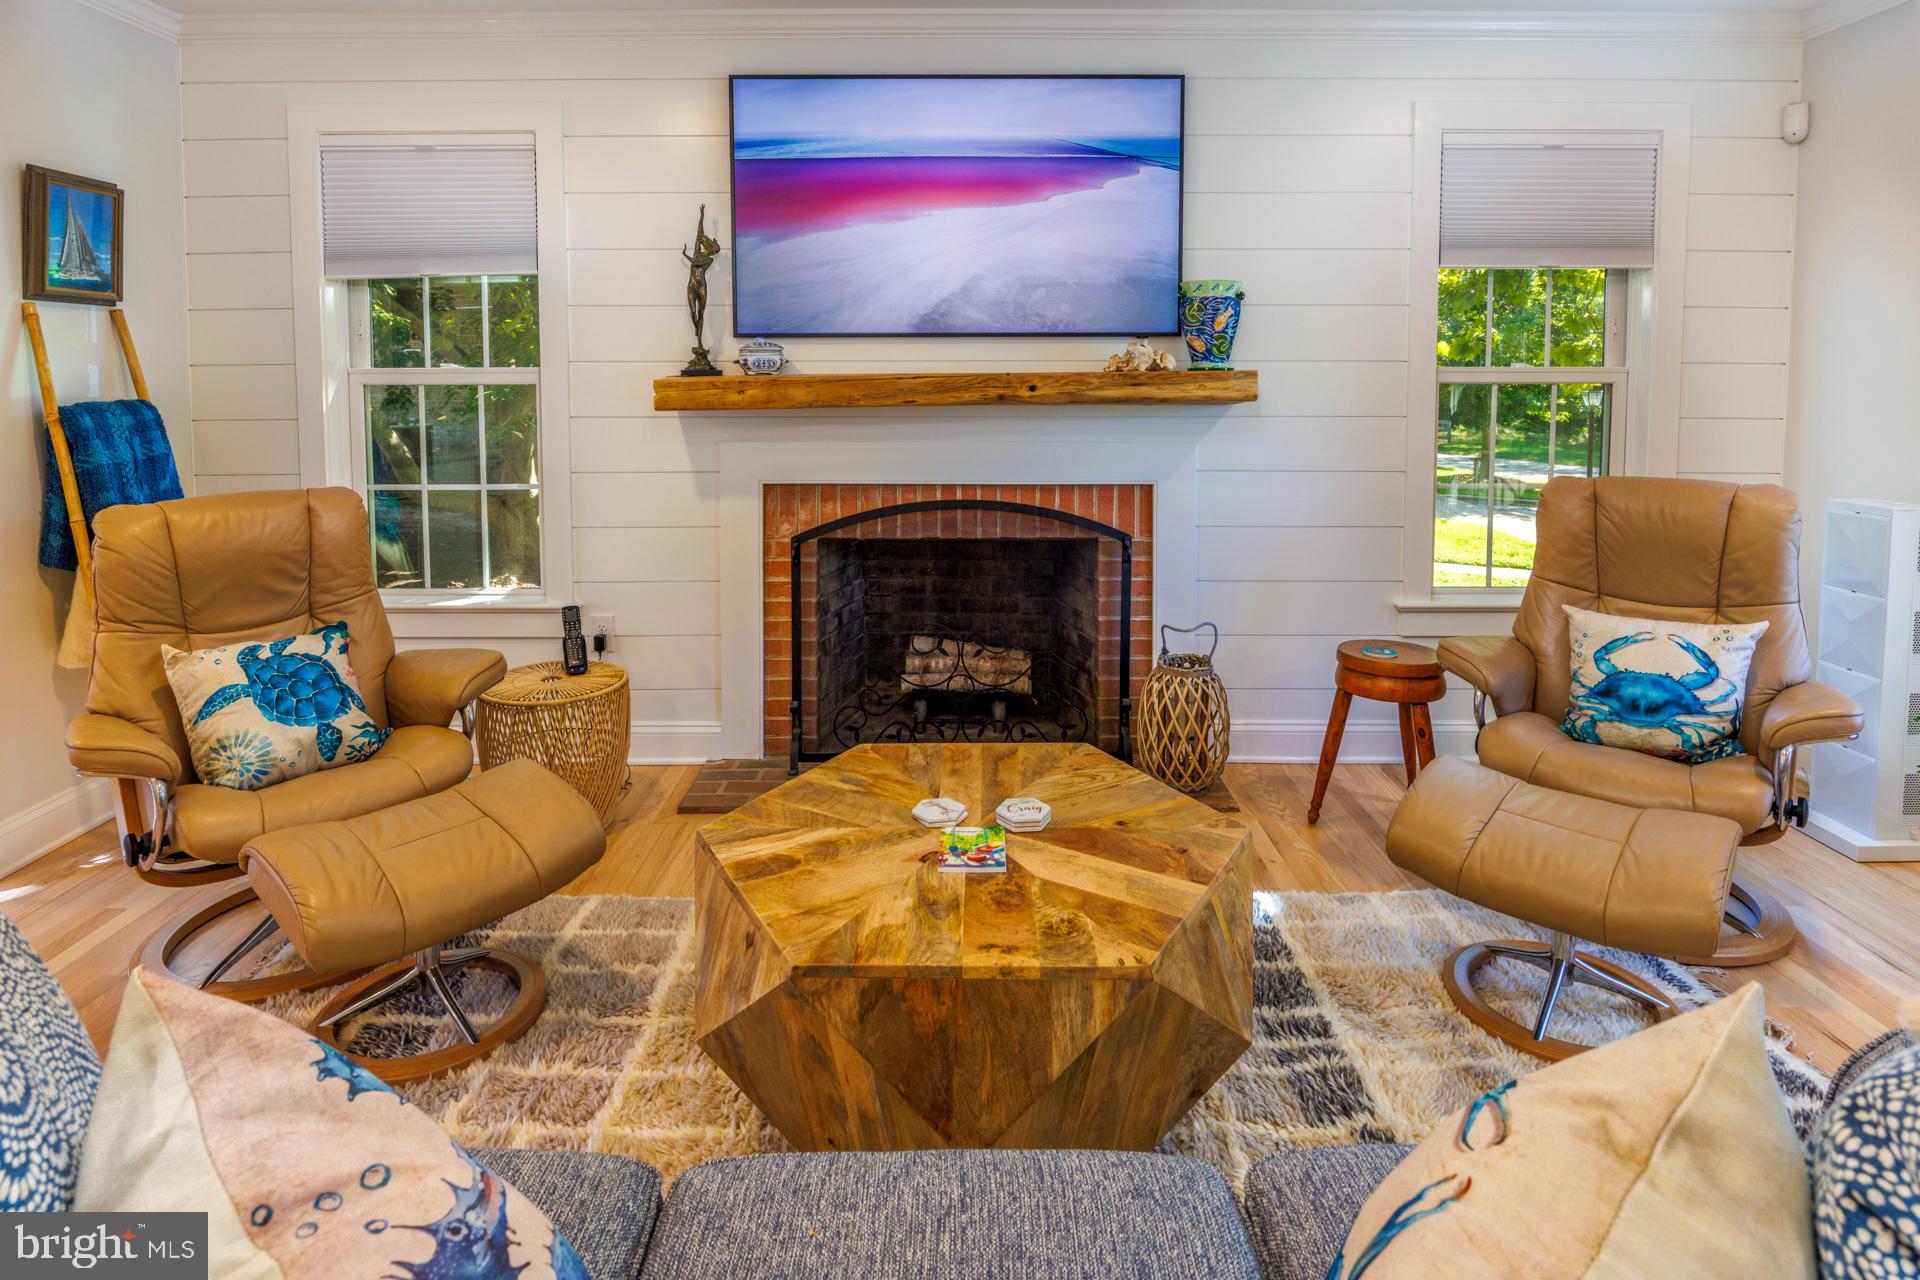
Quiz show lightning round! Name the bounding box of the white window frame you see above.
[1399,101,1692,615]
[1435,268,1628,590]
[346,306,542,597]
[287,103,573,629]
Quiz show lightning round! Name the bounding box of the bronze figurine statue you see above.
[681,205,723,376]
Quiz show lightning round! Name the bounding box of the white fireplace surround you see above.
[717,426,1201,760]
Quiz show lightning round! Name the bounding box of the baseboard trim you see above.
[0,720,1465,869]
[1225,718,1478,764]
[629,721,724,765]
[627,718,1475,767]
[0,778,115,879]
[1805,810,1920,864]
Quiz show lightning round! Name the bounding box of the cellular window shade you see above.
[321,145,536,278]
[1440,142,1658,269]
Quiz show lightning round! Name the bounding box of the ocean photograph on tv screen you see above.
[731,76,1182,335]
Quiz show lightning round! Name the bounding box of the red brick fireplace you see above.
[763,484,1153,764]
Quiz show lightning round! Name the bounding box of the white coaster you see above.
[995,796,1052,831]
[913,797,968,828]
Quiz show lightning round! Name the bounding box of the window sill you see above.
[382,592,550,610]
[1393,593,1524,635]
[1395,592,1524,613]
[381,593,565,641]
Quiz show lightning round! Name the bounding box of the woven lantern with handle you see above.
[1135,622,1231,793]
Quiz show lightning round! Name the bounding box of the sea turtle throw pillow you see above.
[164,620,388,791]
[75,968,588,1280]
[1559,605,1769,764]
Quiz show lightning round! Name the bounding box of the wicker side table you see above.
[476,661,630,821]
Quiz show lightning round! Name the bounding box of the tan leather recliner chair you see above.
[1439,476,1863,965]
[66,487,508,996]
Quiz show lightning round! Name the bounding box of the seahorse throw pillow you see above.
[75,967,589,1280]
[164,620,388,790]
[1560,605,1768,764]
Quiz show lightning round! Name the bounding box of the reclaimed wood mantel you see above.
[651,369,1258,412]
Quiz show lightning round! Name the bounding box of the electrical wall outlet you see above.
[589,614,615,653]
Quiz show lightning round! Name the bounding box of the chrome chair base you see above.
[137,887,367,1004]
[308,945,547,1084]
[1675,877,1798,967]
[199,910,282,988]
[1444,933,1679,1062]
[316,944,490,1040]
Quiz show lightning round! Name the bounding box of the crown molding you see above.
[70,0,182,41]
[1802,0,1910,37]
[175,7,1806,45]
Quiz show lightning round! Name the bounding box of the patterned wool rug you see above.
[256,890,1827,1193]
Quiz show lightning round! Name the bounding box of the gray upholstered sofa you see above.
[25,906,1899,1279]
[9,901,1414,1280]
[470,1140,1412,1280]
[512,1024,1909,1278]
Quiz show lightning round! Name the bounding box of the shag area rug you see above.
[257,890,1827,1193]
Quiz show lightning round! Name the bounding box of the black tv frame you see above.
[727,73,1186,339]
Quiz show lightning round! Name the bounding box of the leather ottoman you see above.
[1386,756,1740,1059]
[240,757,605,1080]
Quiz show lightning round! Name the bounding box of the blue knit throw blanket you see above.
[39,399,183,571]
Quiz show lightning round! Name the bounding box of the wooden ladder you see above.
[21,300,153,610]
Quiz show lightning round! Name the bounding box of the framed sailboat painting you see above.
[23,165,123,305]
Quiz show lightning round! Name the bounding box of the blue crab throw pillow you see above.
[163,619,389,791]
[1810,999,1920,1278]
[1560,605,1768,764]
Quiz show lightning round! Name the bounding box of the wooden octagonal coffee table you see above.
[694,742,1253,1151]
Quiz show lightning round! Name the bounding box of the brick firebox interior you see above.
[762,484,1154,762]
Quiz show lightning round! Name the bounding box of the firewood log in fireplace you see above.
[901,636,1034,695]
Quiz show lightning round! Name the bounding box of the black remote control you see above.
[561,605,589,675]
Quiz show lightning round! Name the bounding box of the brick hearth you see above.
[763,484,1153,760]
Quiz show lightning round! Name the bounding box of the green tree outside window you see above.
[1433,268,1617,589]
[361,274,541,591]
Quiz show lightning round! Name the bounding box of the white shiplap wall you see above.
[176,19,1800,762]
[0,0,189,872]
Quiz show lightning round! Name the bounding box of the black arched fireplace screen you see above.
[788,499,1133,773]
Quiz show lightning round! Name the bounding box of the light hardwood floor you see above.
[7,762,1918,1073]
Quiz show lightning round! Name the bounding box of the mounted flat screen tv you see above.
[730,75,1184,337]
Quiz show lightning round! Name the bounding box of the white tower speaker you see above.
[1808,498,1920,861]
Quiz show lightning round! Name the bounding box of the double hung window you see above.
[320,140,544,596]
[347,275,541,591]
[1433,267,1625,587]
[1425,133,1655,591]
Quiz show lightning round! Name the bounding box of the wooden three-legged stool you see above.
[1307,639,1446,825]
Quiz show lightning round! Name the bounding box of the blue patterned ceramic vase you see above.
[734,336,787,376]
[1179,279,1245,370]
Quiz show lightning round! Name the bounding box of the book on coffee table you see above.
[938,826,1007,873]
